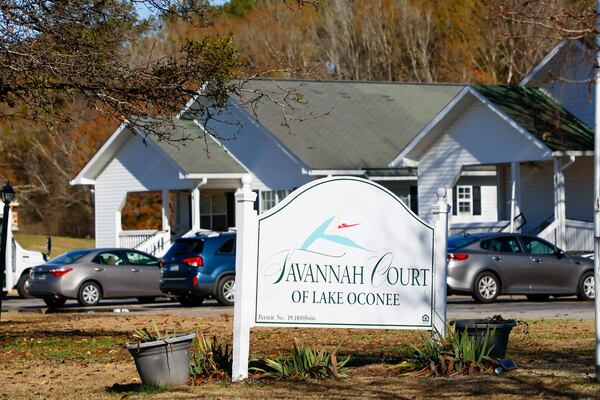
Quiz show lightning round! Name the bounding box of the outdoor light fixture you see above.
[1,181,14,205]
[0,180,15,321]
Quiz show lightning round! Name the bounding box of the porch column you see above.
[553,159,565,249]
[510,162,522,233]
[161,190,170,233]
[191,186,201,232]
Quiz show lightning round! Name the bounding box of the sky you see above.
[135,1,228,20]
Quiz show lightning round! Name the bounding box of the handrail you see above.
[499,213,526,232]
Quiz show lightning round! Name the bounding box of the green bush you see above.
[395,326,495,376]
[252,340,350,380]
[189,334,233,383]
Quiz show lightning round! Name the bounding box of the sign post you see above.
[432,188,450,337]
[232,177,448,381]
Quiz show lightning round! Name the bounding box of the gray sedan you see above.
[447,233,595,303]
[28,248,163,308]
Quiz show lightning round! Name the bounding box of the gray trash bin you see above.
[125,332,195,387]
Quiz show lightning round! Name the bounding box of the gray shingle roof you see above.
[134,117,247,174]
[234,80,465,170]
[473,85,594,151]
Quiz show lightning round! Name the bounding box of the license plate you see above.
[170,265,179,271]
[36,274,46,280]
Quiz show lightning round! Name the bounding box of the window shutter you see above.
[473,186,481,216]
[452,188,457,216]
[409,186,418,213]
[226,192,235,228]
[253,190,260,212]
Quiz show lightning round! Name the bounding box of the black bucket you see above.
[451,319,517,359]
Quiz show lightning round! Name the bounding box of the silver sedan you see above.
[447,233,594,303]
[28,248,163,308]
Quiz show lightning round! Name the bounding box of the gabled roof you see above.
[71,117,247,185]
[473,85,593,151]
[391,84,592,166]
[136,118,248,175]
[232,79,465,170]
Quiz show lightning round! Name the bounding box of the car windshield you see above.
[166,240,204,256]
[448,236,480,251]
[48,250,91,265]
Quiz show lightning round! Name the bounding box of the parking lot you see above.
[2,293,594,319]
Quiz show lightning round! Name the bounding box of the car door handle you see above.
[492,256,503,261]
[94,267,104,271]
[531,257,542,263]
[130,268,140,272]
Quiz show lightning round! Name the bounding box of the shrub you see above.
[394,326,495,376]
[189,334,233,383]
[252,340,350,380]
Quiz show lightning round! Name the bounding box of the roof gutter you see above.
[179,173,252,180]
[304,169,367,176]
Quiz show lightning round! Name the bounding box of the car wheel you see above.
[137,297,156,304]
[44,297,66,309]
[77,281,102,306]
[472,272,500,303]
[578,272,595,301]
[216,276,235,306]
[177,295,204,307]
[526,294,550,302]
[16,273,32,299]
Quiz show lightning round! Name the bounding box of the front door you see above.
[122,250,161,296]
[519,236,572,294]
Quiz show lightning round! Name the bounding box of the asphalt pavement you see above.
[1,294,594,320]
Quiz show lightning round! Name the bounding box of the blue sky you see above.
[136,1,228,20]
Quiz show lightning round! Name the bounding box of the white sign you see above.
[256,178,434,328]
[231,177,449,381]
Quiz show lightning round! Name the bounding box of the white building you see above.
[72,40,595,254]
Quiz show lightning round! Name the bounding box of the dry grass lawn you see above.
[0,311,599,399]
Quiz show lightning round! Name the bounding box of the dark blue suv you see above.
[159,232,236,307]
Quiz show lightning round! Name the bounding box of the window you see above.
[260,190,292,212]
[520,237,557,255]
[452,185,481,216]
[124,251,158,266]
[201,193,227,231]
[166,240,204,256]
[48,250,92,265]
[92,251,125,266]
[480,237,522,253]
[457,186,472,214]
[218,238,236,254]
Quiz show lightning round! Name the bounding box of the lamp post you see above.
[0,181,15,322]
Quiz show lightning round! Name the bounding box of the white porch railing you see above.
[119,229,171,257]
[449,221,508,237]
[538,219,593,252]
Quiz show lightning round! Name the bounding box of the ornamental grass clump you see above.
[252,340,350,381]
[189,333,233,384]
[394,326,496,376]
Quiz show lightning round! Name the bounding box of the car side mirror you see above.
[556,250,565,259]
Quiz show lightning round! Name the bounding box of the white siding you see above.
[418,99,551,222]
[449,176,497,224]
[564,156,593,222]
[94,133,194,247]
[205,102,312,191]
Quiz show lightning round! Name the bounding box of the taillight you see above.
[49,267,73,277]
[182,256,204,267]
[193,276,199,286]
[447,253,469,262]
